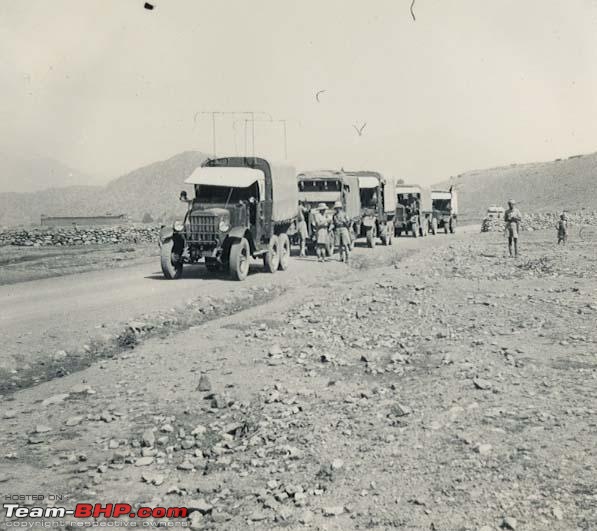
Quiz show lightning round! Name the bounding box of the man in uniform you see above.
[332,200,351,263]
[504,199,522,257]
[297,201,309,257]
[312,203,331,262]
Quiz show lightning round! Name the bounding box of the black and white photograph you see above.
[1,1,596,529]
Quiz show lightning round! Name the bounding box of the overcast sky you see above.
[1,0,597,185]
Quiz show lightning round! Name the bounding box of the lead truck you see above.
[159,156,298,281]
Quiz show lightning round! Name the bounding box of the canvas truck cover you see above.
[382,177,396,213]
[297,171,361,220]
[431,189,458,215]
[201,157,298,222]
[395,184,431,212]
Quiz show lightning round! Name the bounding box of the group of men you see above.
[504,199,569,257]
[297,201,352,263]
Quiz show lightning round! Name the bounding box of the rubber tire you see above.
[431,218,438,235]
[366,228,376,248]
[278,233,290,270]
[160,240,183,280]
[264,235,280,273]
[229,238,250,281]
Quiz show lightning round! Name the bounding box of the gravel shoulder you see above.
[1,229,595,530]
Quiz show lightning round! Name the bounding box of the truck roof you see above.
[297,170,345,180]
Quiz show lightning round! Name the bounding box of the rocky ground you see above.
[0,229,596,530]
[481,211,597,233]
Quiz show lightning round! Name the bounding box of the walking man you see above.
[332,200,351,263]
[504,199,522,257]
[312,203,331,262]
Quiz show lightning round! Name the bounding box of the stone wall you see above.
[0,224,160,247]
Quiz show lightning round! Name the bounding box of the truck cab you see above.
[345,171,396,247]
[394,184,432,237]
[296,170,361,254]
[160,156,297,281]
[430,188,458,234]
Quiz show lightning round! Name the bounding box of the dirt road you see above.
[0,229,474,374]
[1,228,595,530]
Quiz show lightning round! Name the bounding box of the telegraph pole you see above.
[194,111,270,158]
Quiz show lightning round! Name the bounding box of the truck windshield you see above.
[433,199,451,211]
[298,180,341,192]
[360,188,379,208]
[195,183,259,204]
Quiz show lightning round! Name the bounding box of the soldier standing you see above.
[312,203,331,262]
[504,199,522,257]
[557,212,568,245]
[332,201,351,263]
[297,201,309,257]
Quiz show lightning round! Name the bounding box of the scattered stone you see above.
[41,394,69,407]
[65,416,83,427]
[501,517,517,529]
[323,506,344,517]
[34,425,52,434]
[141,429,156,447]
[473,378,492,390]
[197,374,212,392]
[134,457,154,467]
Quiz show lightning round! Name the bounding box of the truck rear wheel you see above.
[366,227,376,248]
[264,235,280,273]
[229,238,250,281]
[160,240,183,280]
[278,233,290,270]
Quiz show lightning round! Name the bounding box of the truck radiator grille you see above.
[188,213,218,243]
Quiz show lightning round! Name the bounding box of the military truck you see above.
[159,156,298,281]
[295,170,361,255]
[394,184,432,237]
[430,188,458,234]
[345,171,396,247]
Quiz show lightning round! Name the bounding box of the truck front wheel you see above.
[278,233,290,270]
[229,238,250,281]
[264,235,280,273]
[160,240,183,280]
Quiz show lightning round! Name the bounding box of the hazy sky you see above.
[2,0,597,185]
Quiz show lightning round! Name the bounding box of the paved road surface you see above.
[0,226,478,370]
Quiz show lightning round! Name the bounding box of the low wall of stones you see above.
[0,224,161,247]
[481,212,597,232]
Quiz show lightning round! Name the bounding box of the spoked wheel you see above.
[278,233,290,270]
[264,235,280,272]
[160,240,183,279]
[229,238,250,281]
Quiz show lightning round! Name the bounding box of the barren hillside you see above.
[0,151,207,226]
[436,152,597,219]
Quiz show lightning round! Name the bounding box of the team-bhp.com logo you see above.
[4,503,188,520]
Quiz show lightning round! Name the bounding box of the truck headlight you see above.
[173,221,184,232]
[218,220,230,233]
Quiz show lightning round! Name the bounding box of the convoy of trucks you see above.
[160,157,458,280]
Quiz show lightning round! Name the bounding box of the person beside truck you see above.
[504,199,522,257]
[312,203,331,262]
[332,200,352,263]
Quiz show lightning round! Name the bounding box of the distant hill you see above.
[436,152,597,220]
[0,153,102,193]
[0,151,207,227]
